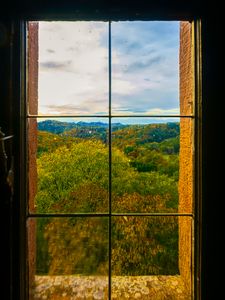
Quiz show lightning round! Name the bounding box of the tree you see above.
[35,136,179,275]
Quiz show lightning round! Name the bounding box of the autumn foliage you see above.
[35,122,180,276]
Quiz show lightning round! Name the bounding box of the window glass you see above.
[27,20,194,300]
[111,21,180,116]
[28,22,108,116]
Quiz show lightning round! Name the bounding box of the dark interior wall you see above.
[2,0,201,20]
[0,20,17,300]
[0,1,224,299]
[201,17,224,300]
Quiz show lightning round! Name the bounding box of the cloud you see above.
[42,104,80,115]
[112,88,179,115]
[40,60,72,71]
[145,108,180,115]
[38,21,109,114]
[110,21,179,115]
[124,55,163,73]
[42,104,96,115]
[46,49,55,53]
[38,21,179,116]
[43,98,108,115]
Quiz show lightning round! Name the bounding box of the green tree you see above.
[35,137,179,275]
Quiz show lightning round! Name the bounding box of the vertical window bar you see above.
[193,19,202,300]
[108,20,112,300]
[21,20,28,300]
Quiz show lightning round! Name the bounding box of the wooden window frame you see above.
[1,10,202,300]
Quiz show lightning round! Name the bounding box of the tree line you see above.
[35,122,180,276]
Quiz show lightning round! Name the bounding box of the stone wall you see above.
[34,275,190,300]
[27,21,39,299]
[179,21,194,293]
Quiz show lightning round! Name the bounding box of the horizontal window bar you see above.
[112,212,194,217]
[28,213,109,218]
[27,115,110,118]
[27,114,194,119]
[28,212,194,218]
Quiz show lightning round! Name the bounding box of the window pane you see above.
[28,217,109,299]
[28,118,109,213]
[111,21,188,116]
[111,117,186,213]
[28,21,108,116]
[26,20,196,300]
[112,216,192,299]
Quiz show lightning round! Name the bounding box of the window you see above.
[25,20,200,300]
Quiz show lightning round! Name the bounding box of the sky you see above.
[37,21,180,121]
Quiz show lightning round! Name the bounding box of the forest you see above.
[35,120,180,276]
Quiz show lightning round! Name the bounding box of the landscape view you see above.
[27,21,192,299]
[34,119,180,276]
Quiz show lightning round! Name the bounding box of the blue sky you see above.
[38,21,179,117]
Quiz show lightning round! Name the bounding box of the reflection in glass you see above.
[29,118,109,213]
[28,217,109,299]
[31,21,108,115]
[112,118,180,213]
[111,21,180,115]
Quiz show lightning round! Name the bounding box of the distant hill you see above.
[112,122,180,148]
[37,120,180,178]
[37,120,179,148]
[37,120,125,134]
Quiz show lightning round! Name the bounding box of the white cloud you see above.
[38,21,109,114]
[38,21,179,115]
[145,108,180,115]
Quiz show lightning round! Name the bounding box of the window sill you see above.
[33,274,191,299]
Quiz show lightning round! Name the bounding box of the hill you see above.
[37,120,125,134]
[38,120,179,145]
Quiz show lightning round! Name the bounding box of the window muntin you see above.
[27,20,195,299]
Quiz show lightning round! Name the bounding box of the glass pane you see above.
[111,21,188,116]
[112,216,192,299]
[28,21,108,116]
[28,118,109,213]
[28,217,109,299]
[111,117,189,213]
